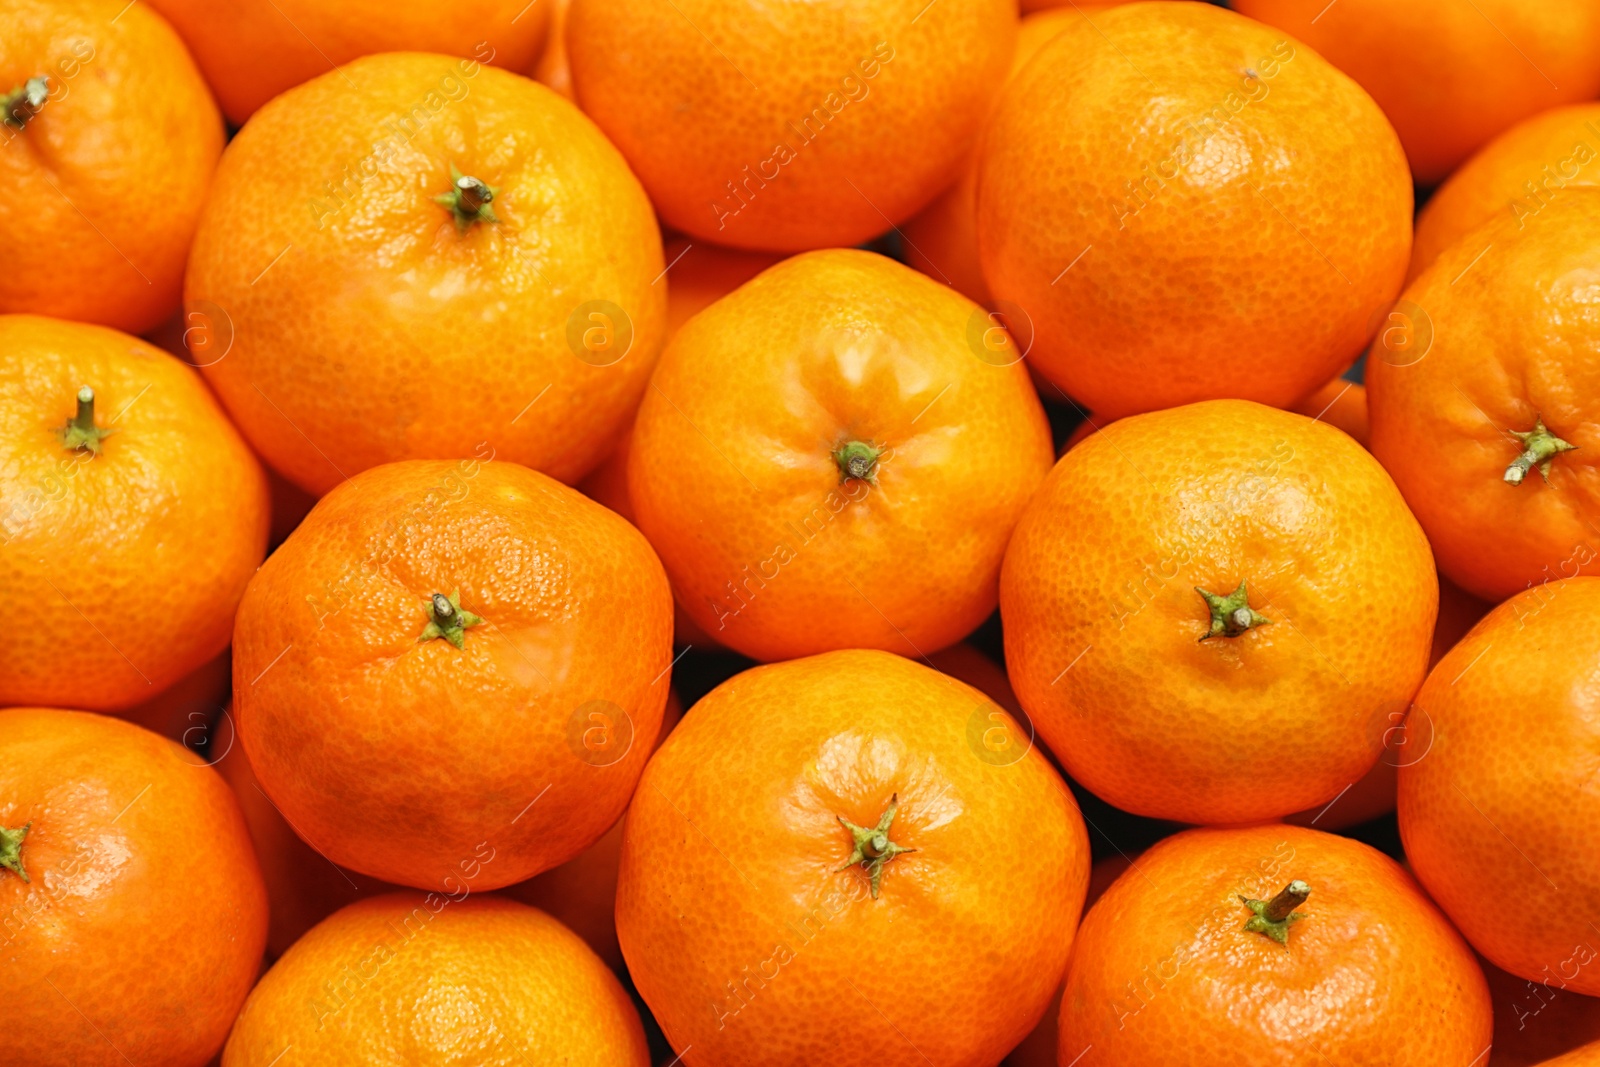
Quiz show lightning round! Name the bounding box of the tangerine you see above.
[231,459,673,891]
[0,707,267,1066]
[186,52,666,495]
[977,2,1411,419]
[629,249,1052,662]
[1001,399,1436,824]
[0,0,223,333]
[0,315,268,711]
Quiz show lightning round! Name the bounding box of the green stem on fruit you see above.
[833,440,882,485]
[1,76,49,129]
[1240,880,1309,944]
[59,386,116,455]
[1504,416,1576,486]
[434,166,500,232]
[834,793,915,899]
[0,822,30,882]
[1195,581,1271,642]
[418,589,484,649]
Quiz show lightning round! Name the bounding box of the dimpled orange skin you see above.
[977,3,1411,421]
[0,315,269,711]
[576,422,719,651]
[1001,400,1437,825]
[144,0,548,125]
[1059,824,1492,1066]
[1004,855,1135,1067]
[0,708,268,1067]
[1067,374,1368,473]
[0,0,222,334]
[902,5,1087,304]
[566,0,1015,252]
[577,239,780,650]
[1411,103,1600,282]
[1284,573,1490,830]
[503,688,681,971]
[232,459,674,891]
[630,249,1053,663]
[1233,0,1600,187]
[1367,190,1600,603]
[222,893,648,1067]
[1400,578,1600,996]
[186,52,666,497]
[579,236,783,523]
[215,728,399,960]
[616,650,1091,1067]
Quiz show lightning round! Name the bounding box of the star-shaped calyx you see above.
[1195,581,1271,642]
[1504,416,1576,486]
[434,165,500,232]
[835,793,916,899]
[59,386,116,455]
[2,76,48,129]
[0,822,31,882]
[1240,879,1310,945]
[418,589,483,650]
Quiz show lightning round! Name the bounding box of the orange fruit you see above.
[1003,854,1135,1067]
[1292,376,1369,448]
[1539,1045,1600,1067]
[532,0,573,101]
[1233,0,1600,186]
[1285,572,1490,830]
[901,5,1086,304]
[583,236,784,489]
[576,235,782,650]
[185,52,666,496]
[579,236,782,523]
[503,687,682,970]
[1482,954,1600,1067]
[214,723,398,960]
[566,0,1015,251]
[1058,824,1491,1065]
[0,708,267,1066]
[0,315,269,711]
[222,893,649,1066]
[576,423,719,651]
[977,2,1411,420]
[616,649,1090,1066]
[144,0,551,125]
[232,459,674,891]
[1412,102,1600,281]
[1367,189,1600,602]
[630,249,1053,662]
[1062,377,1368,458]
[1,0,223,334]
[1400,577,1600,995]
[1001,399,1437,825]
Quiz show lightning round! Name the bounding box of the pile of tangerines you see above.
[5,0,1600,1064]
